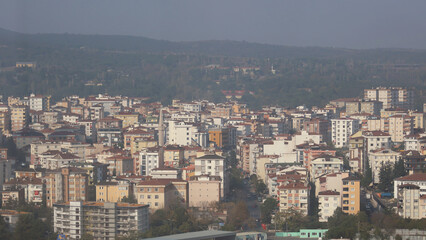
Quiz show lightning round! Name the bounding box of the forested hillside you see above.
[0,28,425,109]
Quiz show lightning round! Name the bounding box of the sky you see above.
[1,0,426,49]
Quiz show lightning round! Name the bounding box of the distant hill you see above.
[0,27,425,109]
[0,27,358,58]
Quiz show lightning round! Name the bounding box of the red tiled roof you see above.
[396,173,426,182]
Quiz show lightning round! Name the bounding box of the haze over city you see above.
[1,0,426,49]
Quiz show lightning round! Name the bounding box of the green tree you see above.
[121,193,137,203]
[378,163,393,192]
[260,198,278,224]
[13,214,47,240]
[361,159,373,188]
[393,158,407,179]
[0,216,12,240]
[225,201,251,230]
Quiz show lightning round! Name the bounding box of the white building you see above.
[368,149,401,184]
[394,173,426,198]
[194,154,227,200]
[54,201,149,240]
[29,94,45,111]
[404,135,420,151]
[331,118,360,148]
[318,190,341,222]
[362,131,392,153]
[167,120,208,147]
[310,157,344,180]
[138,148,159,176]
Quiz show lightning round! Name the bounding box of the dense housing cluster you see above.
[0,86,424,239]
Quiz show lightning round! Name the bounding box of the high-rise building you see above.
[43,167,88,207]
[54,201,149,240]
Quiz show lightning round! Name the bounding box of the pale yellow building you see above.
[189,175,221,208]
[115,112,141,128]
[341,176,360,215]
[135,179,187,211]
[96,180,132,202]
[10,105,29,132]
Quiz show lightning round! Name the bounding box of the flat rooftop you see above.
[142,230,236,240]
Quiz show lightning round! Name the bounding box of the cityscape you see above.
[0,86,424,239]
[1,1,426,240]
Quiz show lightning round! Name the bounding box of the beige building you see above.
[96,180,132,202]
[397,184,422,219]
[115,112,141,128]
[43,167,88,207]
[54,201,149,240]
[10,105,29,132]
[278,182,310,216]
[164,145,184,168]
[135,179,187,211]
[189,175,221,208]
[0,110,10,133]
[388,115,414,143]
[368,149,401,184]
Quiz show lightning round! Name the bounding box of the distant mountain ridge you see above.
[0,27,359,58]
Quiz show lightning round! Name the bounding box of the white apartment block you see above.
[388,115,414,143]
[29,94,45,111]
[331,118,360,148]
[183,102,202,112]
[54,201,149,240]
[318,190,341,222]
[368,149,401,184]
[362,131,392,153]
[394,173,426,199]
[195,154,227,200]
[138,149,159,176]
[397,184,422,219]
[310,157,343,181]
[167,120,208,147]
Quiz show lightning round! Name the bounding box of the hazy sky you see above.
[1,0,426,49]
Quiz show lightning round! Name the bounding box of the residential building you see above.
[394,173,426,198]
[318,190,340,222]
[3,177,44,204]
[53,201,149,240]
[331,118,360,148]
[96,180,132,202]
[278,182,310,216]
[135,179,187,211]
[189,175,221,208]
[43,167,88,207]
[310,156,343,181]
[341,176,360,215]
[138,148,160,176]
[167,121,208,147]
[10,105,29,132]
[397,184,421,219]
[195,154,228,200]
[368,149,401,184]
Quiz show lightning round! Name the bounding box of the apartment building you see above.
[368,149,401,184]
[397,184,421,219]
[164,145,184,168]
[53,201,149,240]
[341,176,360,215]
[310,156,343,181]
[318,190,341,222]
[135,179,187,211]
[195,154,228,200]
[115,112,141,128]
[3,177,44,204]
[167,121,208,147]
[96,180,132,202]
[138,148,159,176]
[10,105,29,132]
[43,167,88,207]
[208,127,236,149]
[189,175,221,208]
[388,115,414,143]
[394,173,426,198]
[0,110,10,133]
[364,87,414,110]
[278,182,310,216]
[331,118,360,148]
